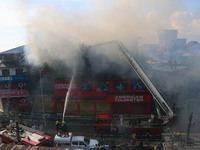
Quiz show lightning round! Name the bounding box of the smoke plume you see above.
[21,0,185,68]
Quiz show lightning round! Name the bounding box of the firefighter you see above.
[61,121,69,137]
[131,133,136,145]
[56,121,61,136]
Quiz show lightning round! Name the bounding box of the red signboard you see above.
[54,80,78,96]
[54,79,151,104]
[0,90,27,97]
[0,81,26,90]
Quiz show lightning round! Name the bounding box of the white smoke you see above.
[170,11,200,41]
[11,0,198,69]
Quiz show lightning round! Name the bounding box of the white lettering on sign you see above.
[0,76,13,81]
[0,90,27,97]
[55,83,76,89]
[115,95,144,102]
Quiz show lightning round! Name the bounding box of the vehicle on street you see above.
[54,132,100,150]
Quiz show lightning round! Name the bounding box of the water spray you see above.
[62,70,76,122]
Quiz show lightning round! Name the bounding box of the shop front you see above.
[53,79,152,115]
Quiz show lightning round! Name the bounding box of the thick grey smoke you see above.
[23,0,184,68]
[15,0,199,69]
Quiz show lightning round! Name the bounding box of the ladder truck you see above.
[117,40,173,125]
[92,40,173,136]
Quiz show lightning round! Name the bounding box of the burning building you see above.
[50,42,155,115]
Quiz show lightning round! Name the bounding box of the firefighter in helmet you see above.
[56,121,61,136]
[61,121,69,137]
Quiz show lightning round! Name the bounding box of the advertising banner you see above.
[113,80,127,91]
[0,90,27,97]
[79,80,92,91]
[54,80,77,96]
[0,81,26,90]
[95,80,110,91]
[109,94,151,103]
[131,80,146,91]
[0,75,26,82]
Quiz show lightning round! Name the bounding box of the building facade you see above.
[0,46,29,112]
[53,79,152,115]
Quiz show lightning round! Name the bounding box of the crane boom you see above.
[117,41,173,123]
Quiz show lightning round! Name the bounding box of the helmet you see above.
[176,132,180,136]
[62,121,65,124]
[56,121,59,124]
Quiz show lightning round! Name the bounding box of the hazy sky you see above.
[1,0,200,51]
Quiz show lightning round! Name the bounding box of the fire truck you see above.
[93,41,173,136]
[94,112,111,132]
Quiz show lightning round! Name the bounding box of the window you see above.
[72,141,78,145]
[79,141,87,146]
[16,68,24,75]
[95,81,110,91]
[2,69,10,75]
[79,81,92,91]
[84,137,90,145]
[57,143,70,146]
[113,80,127,91]
[131,80,146,91]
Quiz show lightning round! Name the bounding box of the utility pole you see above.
[172,104,175,150]
[185,113,193,147]
[172,104,175,136]
[16,122,21,143]
[40,65,47,127]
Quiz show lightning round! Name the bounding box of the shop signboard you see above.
[0,81,26,90]
[109,94,151,103]
[113,80,127,91]
[79,81,92,91]
[131,80,146,91]
[0,90,27,97]
[95,80,110,91]
[0,75,26,82]
[54,80,77,96]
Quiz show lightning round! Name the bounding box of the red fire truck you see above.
[94,112,119,134]
[94,112,111,132]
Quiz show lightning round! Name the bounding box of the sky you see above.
[1,0,200,52]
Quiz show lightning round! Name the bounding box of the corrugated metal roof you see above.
[0,45,25,54]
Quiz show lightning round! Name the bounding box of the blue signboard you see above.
[131,80,146,91]
[0,75,26,82]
